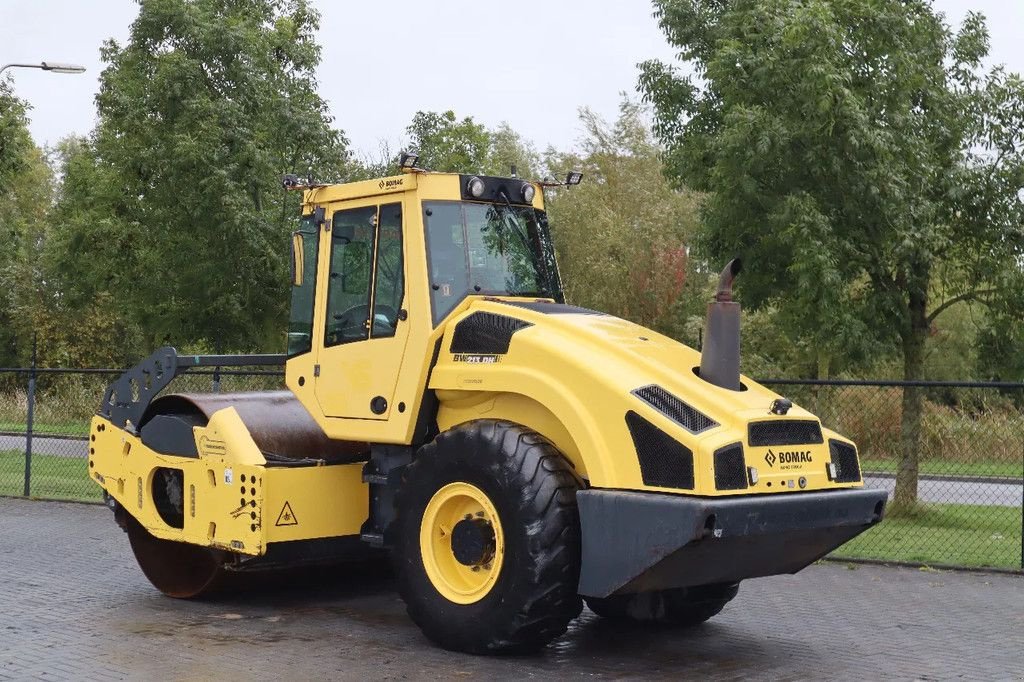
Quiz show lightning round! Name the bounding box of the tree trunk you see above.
[894,289,928,510]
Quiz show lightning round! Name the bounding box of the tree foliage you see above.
[546,100,701,334]
[0,84,43,365]
[640,0,1024,507]
[61,0,351,351]
[401,111,541,179]
[404,110,490,173]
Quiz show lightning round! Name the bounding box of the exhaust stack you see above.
[699,259,743,391]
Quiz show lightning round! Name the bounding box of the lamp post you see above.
[0,61,87,77]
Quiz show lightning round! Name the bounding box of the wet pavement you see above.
[1,497,1022,681]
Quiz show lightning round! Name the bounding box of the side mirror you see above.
[291,231,305,287]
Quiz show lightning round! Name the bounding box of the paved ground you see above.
[1,498,1022,681]
[0,434,86,457]
[864,475,1022,507]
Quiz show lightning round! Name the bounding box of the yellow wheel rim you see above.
[419,482,505,605]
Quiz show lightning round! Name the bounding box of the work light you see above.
[521,183,536,203]
[566,171,583,186]
[467,176,485,198]
[400,151,420,169]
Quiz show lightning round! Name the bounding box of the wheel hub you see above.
[451,517,496,566]
[419,482,505,604]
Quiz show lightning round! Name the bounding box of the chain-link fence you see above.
[763,379,1024,571]
[0,365,284,504]
[1,365,1021,571]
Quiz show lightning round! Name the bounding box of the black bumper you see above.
[576,487,887,598]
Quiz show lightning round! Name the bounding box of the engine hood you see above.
[429,298,857,494]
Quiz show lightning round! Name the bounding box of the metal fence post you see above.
[1020,444,1023,570]
[212,337,222,392]
[22,335,37,497]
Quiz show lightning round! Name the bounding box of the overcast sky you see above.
[3,0,1023,161]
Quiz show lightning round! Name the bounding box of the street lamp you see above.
[0,61,87,77]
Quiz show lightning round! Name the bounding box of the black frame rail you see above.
[98,346,287,432]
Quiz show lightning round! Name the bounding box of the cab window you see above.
[371,203,404,338]
[325,206,375,346]
[287,214,319,357]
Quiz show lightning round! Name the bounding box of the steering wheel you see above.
[329,304,398,343]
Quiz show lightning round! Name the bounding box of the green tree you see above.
[485,122,541,179]
[640,0,1024,508]
[63,0,351,351]
[0,83,43,365]
[405,110,490,173]
[545,100,701,335]
[0,82,32,190]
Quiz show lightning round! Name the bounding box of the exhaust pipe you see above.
[699,259,743,391]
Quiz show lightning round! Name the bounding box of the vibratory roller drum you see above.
[123,391,369,598]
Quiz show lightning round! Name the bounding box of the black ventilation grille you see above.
[633,385,718,434]
[714,443,748,490]
[449,312,532,355]
[625,411,694,490]
[829,439,861,483]
[748,420,824,446]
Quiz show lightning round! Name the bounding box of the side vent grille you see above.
[633,385,718,434]
[714,443,748,490]
[749,420,823,446]
[449,312,532,355]
[625,411,694,490]
[829,439,861,483]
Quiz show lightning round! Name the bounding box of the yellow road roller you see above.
[90,159,886,653]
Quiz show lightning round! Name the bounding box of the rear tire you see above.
[393,419,583,654]
[585,583,739,627]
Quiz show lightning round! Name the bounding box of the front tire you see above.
[393,420,583,654]
[585,583,739,626]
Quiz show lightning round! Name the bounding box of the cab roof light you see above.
[399,150,420,170]
[281,173,328,191]
[467,176,485,198]
[521,182,536,203]
[538,170,585,189]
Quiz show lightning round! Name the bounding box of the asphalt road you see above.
[863,474,1022,507]
[0,433,87,457]
[1,497,1021,681]
[4,432,1021,507]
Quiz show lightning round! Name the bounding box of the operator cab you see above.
[283,164,579,445]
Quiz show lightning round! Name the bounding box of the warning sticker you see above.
[275,501,298,527]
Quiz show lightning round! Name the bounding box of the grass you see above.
[831,502,1023,570]
[861,458,1022,480]
[0,450,102,502]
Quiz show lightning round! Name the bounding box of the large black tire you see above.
[393,419,583,654]
[585,583,739,626]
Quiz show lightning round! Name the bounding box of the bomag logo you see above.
[378,178,404,190]
[764,449,812,468]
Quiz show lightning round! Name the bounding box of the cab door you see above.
[315,200,410,419]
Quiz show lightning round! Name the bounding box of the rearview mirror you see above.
[291,232,304,287]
